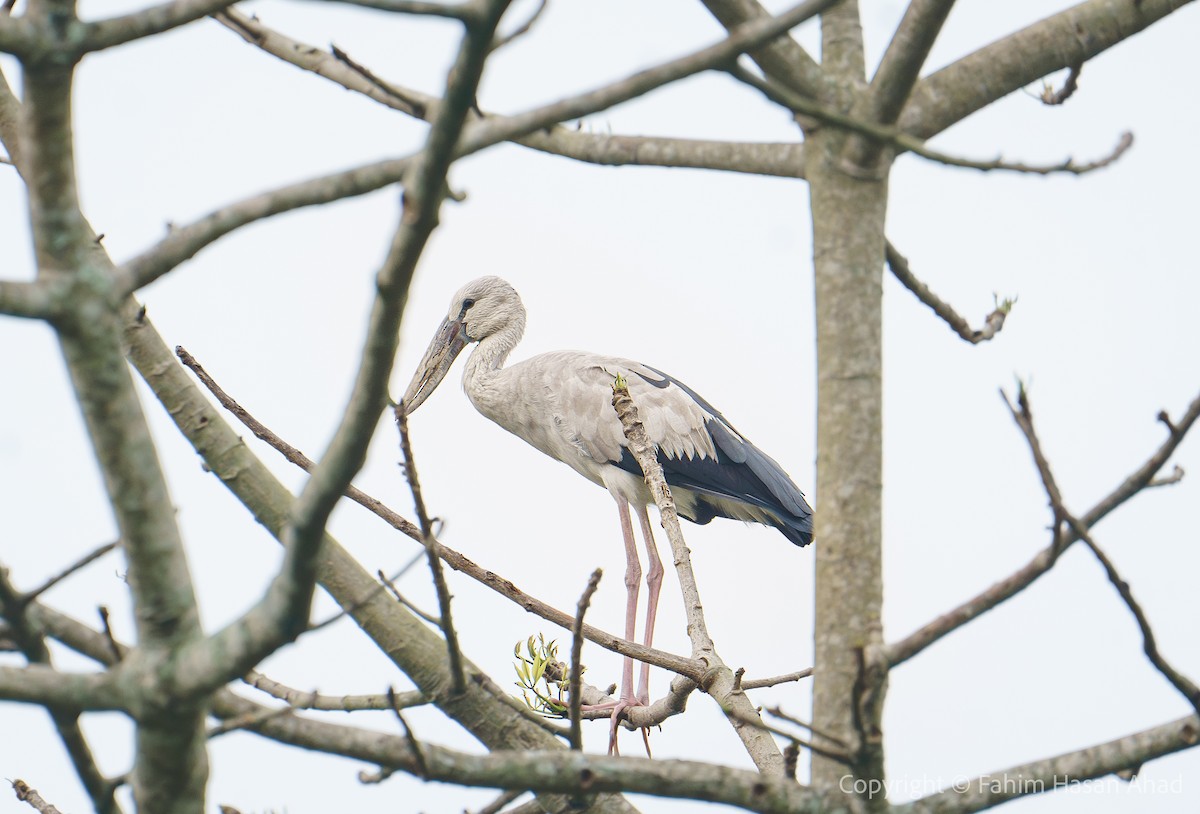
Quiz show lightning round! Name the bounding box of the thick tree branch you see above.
[116,157,411,292]
[885,240,1014,344]
[843,0,957,168]
[887,387,1200,667]
[902,0,1195,141]
[730,63,1134,176]
[697,0,828,101]
[81,1,239,53]
[0,566,124,814]
[217,8,808,179]
[899,715,1200,814]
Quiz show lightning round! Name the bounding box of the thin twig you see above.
[377,568,442,626]
[389,687,428,778]
[1004,391,1200,717]
[729,61,1133,176]
[395,404,466,696]
[11,780,63,814]
[765,705,849,748]
[96,606,122,663]
[887,387,1200,667]
[1040,63,1082,105]
[569,569,603,751]
[1069,518,1200,718]
[207,704,294,739]
[22,542,119,605]
[885,240,1014,344]
[489,0,547,52]
[307,550,427,633]
[742,667,813,690]
[243,670,427,712]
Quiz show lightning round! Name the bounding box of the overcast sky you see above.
[2,1,1199,813]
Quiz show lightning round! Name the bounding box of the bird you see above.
[401,276,812,748]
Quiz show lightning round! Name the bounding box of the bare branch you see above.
[886,240,1014,344]
[82,1,239,53]
[697,0,828,101]
[903,0,1190,140]
[318,0,474,20]
[1070,519,1200,718]
[218,8,807,178]
[243,670,428,712]
[11,780,63,814]
[887,387,1200,667]
[21,541,118,605]
[742,668,813,690]
[1039,62,1082,105]
[900,715,1200,814]
[395,404,466,696]
[457,0,840,156]
[569,569,603,751]
[0,567,126,814]
[116,157,411,292]
[730,62,1134,176]
[843,0,958,168]
[1005,387,1200,718]
[489,0,546,51]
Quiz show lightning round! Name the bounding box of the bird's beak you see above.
[401,316,469,415]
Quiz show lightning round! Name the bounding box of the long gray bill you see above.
[401,316,468,414]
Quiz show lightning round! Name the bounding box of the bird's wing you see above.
[536,351,719,466]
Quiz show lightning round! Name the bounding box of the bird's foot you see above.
[579,697,651,757]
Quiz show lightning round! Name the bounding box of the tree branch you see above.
[0,567,125,814]
[730,62,1134,176]
[902,0,1195,141]
[843,0,957,168]
[885,240,1014,344]
[1002,387,1200,718]
[217,7,808,179]
[696,0,829,101]
[243,670,427,712]
[395,404,466,696]
[887,386,1200,667]
[116,157,411,292]
[899,715,1200,814]
[81,1,239,53]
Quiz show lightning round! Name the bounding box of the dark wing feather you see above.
[613,366,813,546]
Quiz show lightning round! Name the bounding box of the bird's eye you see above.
[462,298,476,310]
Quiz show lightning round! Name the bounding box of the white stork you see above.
[402,276,812,742]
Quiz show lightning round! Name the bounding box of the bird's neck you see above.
[462,323,522,410]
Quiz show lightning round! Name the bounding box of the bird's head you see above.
[401,276,526,414]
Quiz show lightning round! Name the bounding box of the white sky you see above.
[2,1,1199,813]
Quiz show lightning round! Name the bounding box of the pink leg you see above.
[615,497,641,706]
[635,505,664,705]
